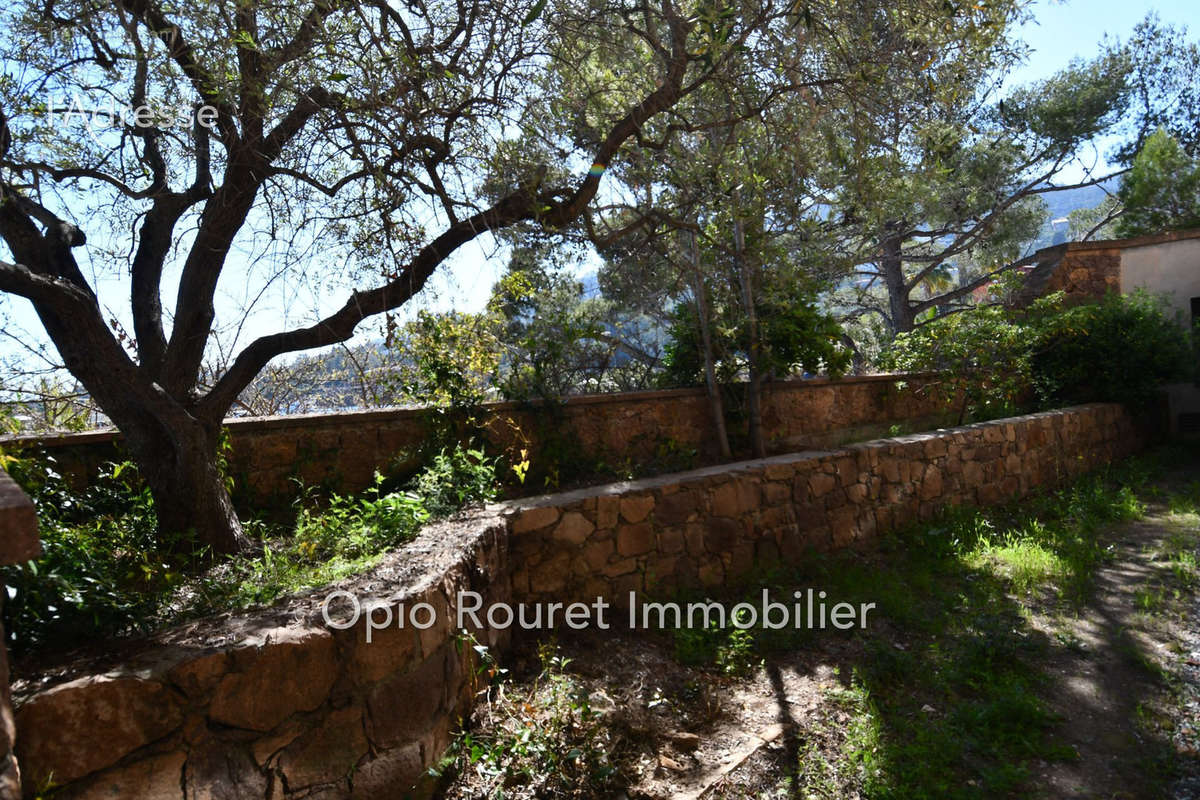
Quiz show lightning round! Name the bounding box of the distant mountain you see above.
[1029,177,1121,251]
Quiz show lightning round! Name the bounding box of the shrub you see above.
[1030,290,1192,408]
[409,445,498,517]
[0,457,184,653]
[882,291,1193,421]
[881,303,1031,424]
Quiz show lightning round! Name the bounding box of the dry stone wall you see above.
[13,515,513,800]
[506,404,1142,605]
[0,375,950,507]
[10,404,1144,800]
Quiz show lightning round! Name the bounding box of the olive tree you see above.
[0,0,774,554]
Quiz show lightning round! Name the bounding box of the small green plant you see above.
[409,445,498,517]
[292,473,431,562]
[440,643,618,796]
[1,456,186,653]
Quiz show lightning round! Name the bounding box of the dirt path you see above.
[441,461,1200,800]
[1030,511,1198,799]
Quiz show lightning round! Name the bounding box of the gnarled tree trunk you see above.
[128,419,247,557]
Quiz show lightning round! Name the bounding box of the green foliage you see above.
[194,444,497,610]
[880,302,1032,423]
[883,291,1192,421]
[661,287,850,388]
[0,457,184,653]
[3,442,499,651]
[292,474,431,563]
[824,3,1132,343]
[391,310,501,448]
[440,643,618,796]
[672,616,761,676]
[1030,290,1193,408]
[1115,129,1200,238]
[489,263,638,402]
[409,446,499,518]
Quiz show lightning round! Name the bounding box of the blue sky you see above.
[3,0,1199,383]
[1011,0,1198,87]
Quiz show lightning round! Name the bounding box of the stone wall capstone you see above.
[1,469,41,800]
[9,404,1144,800]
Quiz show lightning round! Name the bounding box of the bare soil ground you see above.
[440,459,1200,800]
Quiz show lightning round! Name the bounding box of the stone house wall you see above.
[10,404,1144,800]
[1018,228,1200,307]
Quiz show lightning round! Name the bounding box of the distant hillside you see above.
[1029,177,1121,250]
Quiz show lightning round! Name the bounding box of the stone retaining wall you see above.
[10,404,1144,799]
[13,516,513,800]
[505,404,1142,606]
[0,375,950,507]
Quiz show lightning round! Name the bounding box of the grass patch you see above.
[655,451,1172,798]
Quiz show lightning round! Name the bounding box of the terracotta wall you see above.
[0,375,952,506]
[10,403,1144,800]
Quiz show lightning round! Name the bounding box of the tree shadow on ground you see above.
[751,477,1199,798]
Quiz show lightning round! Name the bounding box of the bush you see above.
[0,457,184,653]
[882,291,1193,422]
[2,443,500,652]
[1030,291,1192,408]
[881,304,1031,424]
[409,445,498,517]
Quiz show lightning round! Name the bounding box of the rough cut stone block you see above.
[619,495,655,524]
[616,523,655,557]
[512,506,560,534]
[703,517,740,554]
[918,464,943,500]
[654,491,698,526]
[658,528,685,555]
[0,469,40,565]
[366,649,446,749]
[808,473,837,499]
[351,742,425,800]
[167,650,231,701]
[278,707,368,791]
[553,512,595,545]
[344,617,421,686]
[184,733,270,800]
[70,751,186,800]
[528,551,570,594]
[583,539,614,570]
[16,676,185,786]
[208,627,337,732]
